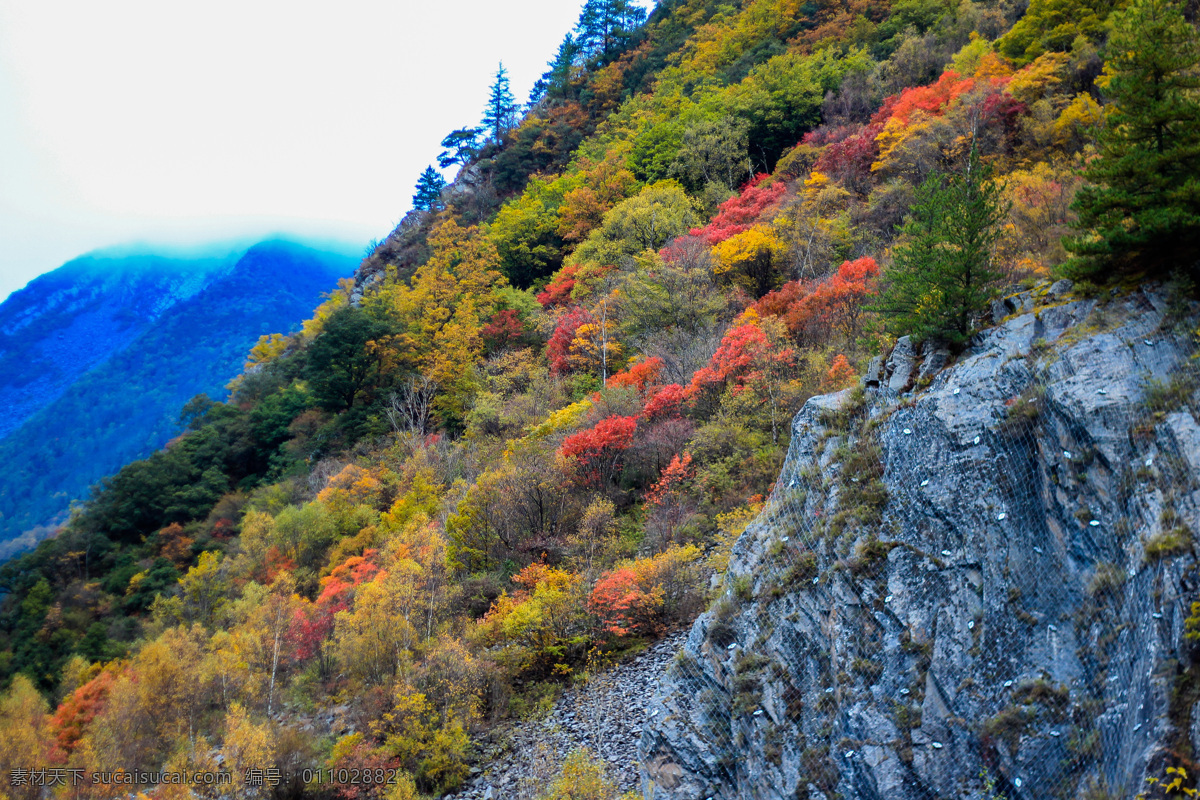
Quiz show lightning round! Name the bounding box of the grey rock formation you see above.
[640,286,1200,799]
[885,336,918,393]
[1048,279,1074,301]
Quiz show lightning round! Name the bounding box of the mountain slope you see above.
[0,239,357,555]
[1,0,1198,796]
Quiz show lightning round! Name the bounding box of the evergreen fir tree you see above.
[871,148,1007,346]
[1065,0,1200,279]
[412,166,446,212]
[537,34,580,103]
[481,63,519,143]
[575,0,605,57]
[619,1,648,41]
[576,0,645,60]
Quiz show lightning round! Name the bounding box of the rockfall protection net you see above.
[643,294,1200,800]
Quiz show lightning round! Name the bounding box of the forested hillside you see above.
[1,0,1197,795]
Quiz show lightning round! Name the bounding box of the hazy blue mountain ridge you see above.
[0,251,240,440]
[0,238,359,556]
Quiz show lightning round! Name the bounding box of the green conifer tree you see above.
[871,148,1007,346]
[1064,0,1200,280]
[437,128,481,170]
[412,166,446,212]
[575,0,646,60]
[481,63,518,143]
[536,34,580,103]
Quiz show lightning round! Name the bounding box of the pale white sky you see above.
[0,0,603,301]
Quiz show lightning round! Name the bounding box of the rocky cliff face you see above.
[640,284,1200,799]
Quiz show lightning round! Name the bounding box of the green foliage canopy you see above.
[1065,0,1200,280]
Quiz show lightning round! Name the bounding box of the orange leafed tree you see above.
[589,544,705,637]
[50,668,117,758]
[606,356,663,391]
[560,415,639,487]
[751,256,879,344]
[822,354,857,391]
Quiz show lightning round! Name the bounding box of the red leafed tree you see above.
[689,175,787,245]
[510,561,558,596]
[606,356,663,391]
[644,452,696,546]
[536,264,579,307]
[287,601,333,663]
[801,124,858,147]
[262,546,296,583]
[560,415,638,486]
[481,309,525,352]
[802,256,879,341]
[686,311,801,441]
[317,549,381,608]
[589,568,661,637]
[546,306,592,374]
[292,550,381,666]
[687,312,795,398]
[751,280,808,325]
[646,453,694,506]
[328,739,401,800]
[975,90,1026,152]
[813,123,882,194]
[870,93,901,125]
[642,383,686,420]
[822,354,857,391]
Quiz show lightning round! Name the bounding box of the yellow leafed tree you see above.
[712,225,785,297]
[0,676,52,800]
[224,703,276,799]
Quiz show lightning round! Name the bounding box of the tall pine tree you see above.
[1065,0,1200,280]
[481,63,519,143]
[532,34,580,104]
[871,148,1007,346]
[412,166,446,212]
[575,0,646,60]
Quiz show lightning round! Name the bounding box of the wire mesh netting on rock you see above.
[639,287,1200,800]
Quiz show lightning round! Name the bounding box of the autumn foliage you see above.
[876,71,981,126]
[810,123,882,192]
[687,311,797,399]
[588,545,704,637]
[546,306,592,374]
[560,415,639,485]
[752,256,879,343]
[50,669,116,757]
[0,0,1126,789]
[481,309,526,352]
[690,175,787,245]
[536,264,580,307]
[606,356,663,391]
[642,383,686,420]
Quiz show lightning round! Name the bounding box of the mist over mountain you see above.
[0,238,358,556]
